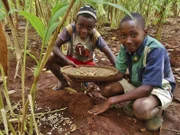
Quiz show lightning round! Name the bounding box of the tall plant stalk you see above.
[0,90,4,109]
[0,65,16,134]
[28,95,39,135]
[19,0,25,10]
[12,0,19,30]
[21,22,29,117]
[20,0,32,133]
[35,0,44,20]
[0,65,13,114]
[155,0,169,40]
[0,66,4,110]
[21,0,32,122]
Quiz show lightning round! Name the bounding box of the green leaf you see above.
[0,12,5,21]
[0,3,5,21]
[1,109,8,135]
[26,51,39,65]
[153,5,161,12]
[0,130,4,135]
[45,22,60,43]
[89,0,132,18]
[19,11,45,39]
[51,2,68,16]
[49,3,68,25]
[8,9,18,15]
[104,2,132,18]
[44,3,69,43]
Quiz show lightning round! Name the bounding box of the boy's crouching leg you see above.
[133,96,164,131]
[46,53,57,70]
[133,95,161,120]
[99,81,124,98]
[100,84,113,98]
[46,53,69,90]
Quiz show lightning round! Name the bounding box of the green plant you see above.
[0,0,75,134]
[19,0,76,134]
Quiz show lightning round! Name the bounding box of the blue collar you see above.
[136,36,148,55]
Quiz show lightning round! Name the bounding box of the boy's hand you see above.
[67,60,78,67]
[88,99,112,115]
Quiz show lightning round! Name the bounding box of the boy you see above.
[88,13,176,131]
[46,5,116,90]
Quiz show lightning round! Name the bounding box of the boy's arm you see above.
[52,38,76,66]
[108,84,153,105]
[101,46,116,66]
[52,24,77,67]
[94,32,116,66]
[88,84,153,115]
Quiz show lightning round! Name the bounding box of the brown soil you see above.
[4,17,180,135]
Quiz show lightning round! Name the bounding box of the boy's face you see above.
[75,15,96,40]
[119,20,147,53]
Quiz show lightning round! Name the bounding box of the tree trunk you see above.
[1,0,22,78]
[0,22,8,76]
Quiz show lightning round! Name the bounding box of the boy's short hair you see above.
[76,5,97,21]
[120,13,145,28]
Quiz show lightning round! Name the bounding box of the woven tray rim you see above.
[61,65,118,81]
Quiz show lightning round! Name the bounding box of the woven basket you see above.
[61,65,119,82]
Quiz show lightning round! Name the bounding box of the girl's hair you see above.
[120,13,145,28]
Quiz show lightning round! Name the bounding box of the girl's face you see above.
[75,15,96,41]
[119,20,147,53]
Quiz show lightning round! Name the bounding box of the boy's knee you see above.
[101,85,112,98]
[46,58,53,67]
[46,53,57,65]
[46,55,57,70]
[133,99,151,120]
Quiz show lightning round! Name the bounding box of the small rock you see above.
[140,128,146,132]
[70,124,76,132]
[101,58,106,61]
